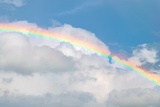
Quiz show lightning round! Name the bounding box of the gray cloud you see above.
[0,32,75,75]
[106,87,160,107]
[0,92,95,107]
[2,78,12,83]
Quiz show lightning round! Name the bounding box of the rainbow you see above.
[0,23,160,86]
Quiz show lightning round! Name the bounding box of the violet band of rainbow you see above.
[0,23,160,86]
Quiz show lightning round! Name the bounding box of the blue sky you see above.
[0,1,160,107]
[1,0,160,53]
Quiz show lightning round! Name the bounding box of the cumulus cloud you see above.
[128,44,158,66]
[0,32,74,75]
[48,24,109,52]
[0,21,160,107]
[0,0,25,7]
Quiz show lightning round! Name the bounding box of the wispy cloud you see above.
[57,0,105,16]
[0,0,25,7]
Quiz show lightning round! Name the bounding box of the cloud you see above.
[0,21,160,107]
[106,87,160,107]
[51,19,62,27]
[0,32,74,75]
[0,0,25,7]
[2,78,12,83]
[0,92,95,107]
[128,44,158,66]
[49,24,109,52]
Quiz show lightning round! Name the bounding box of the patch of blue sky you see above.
[1,0,160,53]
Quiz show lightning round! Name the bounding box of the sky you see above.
[0,0,160,107]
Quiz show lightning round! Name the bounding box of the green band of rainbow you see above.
[0,23,160,86]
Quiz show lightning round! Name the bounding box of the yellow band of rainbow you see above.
[0,23,160,86]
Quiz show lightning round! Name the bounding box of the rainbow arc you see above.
[0,23,160,86]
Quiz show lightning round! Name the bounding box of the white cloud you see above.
[0,32,74,75]
[0,21,159,107]
[128,44,158,66]
[0,0,25,7]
